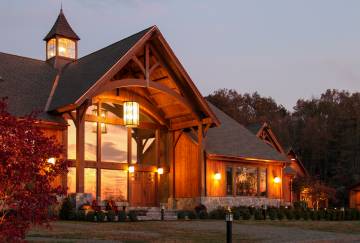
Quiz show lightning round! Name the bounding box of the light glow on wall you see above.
[273,176,281,184]
[157,167,164,175]
[128,165,135,173]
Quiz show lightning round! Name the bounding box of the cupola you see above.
[44,8,80,68]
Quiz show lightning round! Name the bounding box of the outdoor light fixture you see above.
[214,172,221,180]
[157,167,164,175]
[123,101,139,127]
[47,157,56,165]
[291,158,296,161]
[273,176,281,184]
[128,165,135,173]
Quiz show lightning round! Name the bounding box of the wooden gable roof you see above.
[48,26,219,128]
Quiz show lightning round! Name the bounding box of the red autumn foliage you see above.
[0,99,69,242]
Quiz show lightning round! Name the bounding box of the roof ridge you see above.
[75,26,155,62]
[0,52,46,63]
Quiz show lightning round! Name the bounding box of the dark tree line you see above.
[207,89,360,204]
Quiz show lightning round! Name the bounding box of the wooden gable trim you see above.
[70,26,219,128]
[257,122,286,155]
[207,153,286,165]
[75,26,157,107]
[154,30,220,127]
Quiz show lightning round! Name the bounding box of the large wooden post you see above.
[75,102,88,193]
[127,127,132,204]
[96,103,102,201]
[155,128,160,206]
[198,123,205,197]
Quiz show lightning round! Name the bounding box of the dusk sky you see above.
[1,0,360,110]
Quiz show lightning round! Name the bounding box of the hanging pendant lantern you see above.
[123,101,139,127]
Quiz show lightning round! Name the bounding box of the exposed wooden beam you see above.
[158,102,180,109]
[93,91,168,126]
[94,78,198,120]
[170,118,213,131]
[131,56,145,75]
[165,111,190,120]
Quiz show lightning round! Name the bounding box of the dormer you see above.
[44,8,80,69]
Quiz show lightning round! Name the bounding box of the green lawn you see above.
[27,220,360,243]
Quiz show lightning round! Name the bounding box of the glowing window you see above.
[67,119,76,160]
[101,169,128,201]
[101,124,127,163]
[85,121,97,161]
[47,38,56,59]
[235,167,258,196]
[259,168,267,196]
[84,168,96,200]
[58,38,75,58]
[67,167,76,194]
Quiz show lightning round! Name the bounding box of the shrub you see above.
[233,210,240,220]
[248,206,256,215]
[242,209,251,220]
[198,210,208,219]
[277,210,285,220]
[302,210,309,220]
[285,209,294,220]
[107,210,116,222]
[209,207,226,220]
[268,208,277,220]
[76,210,86,221]
[128,211,138,222]
[195,204,207,215]
[118,211,127,222]
[294,210,301,220]
[97,211,106,222]
[254,209,265,220]
[86,211,96,222]
[59,197,75,220]
[318,210,326,220]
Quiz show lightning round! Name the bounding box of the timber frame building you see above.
[0,10,291,210]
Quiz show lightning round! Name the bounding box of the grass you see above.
[27,220,360,243]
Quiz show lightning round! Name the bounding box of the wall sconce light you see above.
[157,167,164,175]
[273,176,281,184]
[128,165,135,173]
[123,101,139,127]
[47,157,56,165]
[214,172,221,181]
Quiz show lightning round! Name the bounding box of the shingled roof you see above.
[43,9,80,41]
[0,52,65,123]
[48,26,153,111]
[205,102,288,162]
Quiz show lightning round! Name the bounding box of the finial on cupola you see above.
[44,7,80,69]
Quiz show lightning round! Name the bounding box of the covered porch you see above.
[54,28,218,208]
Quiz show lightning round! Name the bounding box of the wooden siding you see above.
[206,159,283,199]
[350,186,360,209]
[174,133,199,198]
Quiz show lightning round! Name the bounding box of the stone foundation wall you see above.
[169,196,282,211]
[201,196,281,211]
[168,197,201,210]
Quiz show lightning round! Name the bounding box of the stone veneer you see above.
[170,196,281,211]
[201,196,281,211]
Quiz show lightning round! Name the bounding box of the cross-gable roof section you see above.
[248,122,286,155]
[206,102,288,162]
